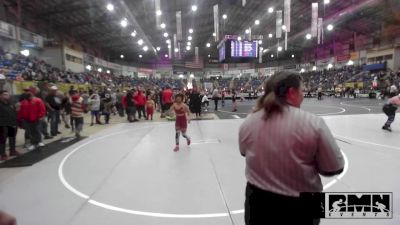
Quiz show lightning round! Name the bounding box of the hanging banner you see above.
[155,0,161,27]
[213,4,219,42]
[242,0,246,7]
[248,27,252,40]
[195,47,199,63]
[285,31,288,50]
[176,11,182,41]
[284,0,291,32]
[168,42,172,59]
[259,47,263,64]
[276,10,283,39]
[317,17,323,44]
[174,34,178,58]
[311,3,318,37]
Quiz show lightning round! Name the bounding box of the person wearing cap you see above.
[239,71,344,224]
[18,87,46,150]
[45,86,62,137]
[0,90,20,161]
[382,94,400,132]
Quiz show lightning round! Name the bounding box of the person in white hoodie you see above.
[88,92,102,126]
[201,93,209,112]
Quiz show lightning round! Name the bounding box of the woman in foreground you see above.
[239,71,344,225]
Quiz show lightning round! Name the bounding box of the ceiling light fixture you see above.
[174,48,179,53]
[258,40,262,44]
[268,7,274,13]
[188,36,192,41]
[212,32,216,37]
[163,32,168,38]
[245,29,250,34]
[238,36,242,41]
[186,46,191,51]
[166,39,171,44]
[156,47,161,51]
[189,28,193,33]
[187,41,191,46]
[120,54,124,59]
[156,10,162,16]
[143,46,148,51]
[138,39,143,45]
[120,18,128,28]
[324,0,330,4]
[206,43,211,47]
[271,54,274,58]
[139,54,143,58]
[255,20,260,25]
[306,33,312,39]
[106,3,114,12]
[277,46,283,52]
[160,23,166,29]
[327,24,334,31]
[131,31,137,37]
[165,54,169,58]
[98,68,102,72]
[268,33,273,38]
[222,14,227,20]
[191,5,197,12]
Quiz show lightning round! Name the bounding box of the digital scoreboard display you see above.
[219,44,226,62]
[230,40,258,58]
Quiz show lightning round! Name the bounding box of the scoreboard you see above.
[218,39,259,62]
[230,40,258,58]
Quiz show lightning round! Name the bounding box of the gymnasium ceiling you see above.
[5,0,400,64]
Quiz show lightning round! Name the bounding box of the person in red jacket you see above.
[134,89,146,120]
[18,87,46,151]
[161,85,173,118]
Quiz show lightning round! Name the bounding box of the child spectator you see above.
[146,94,155,120]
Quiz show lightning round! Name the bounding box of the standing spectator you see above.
[81,91,90,109]
[382,94,400,132]
[146,94,155,120]
[239,72,344,224]
[88,92,102,126]
[221,90,225,107]
[116,89,125,117]
[201,92,209,112]
[70,90,86,138]
[0,90,20,160]
[161,85,173,117]
[45,86,62,136]
[32,86,52,140]
[189,88,202,118]
[61,92,71,129]
[232,89,237,112]
[18,88,47,150]
[122,90,138,122]
[102,94,113,124]
[212,87,219,111]
[135,90,146,119]
[317,86,323,100]
[389,83,398,97]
